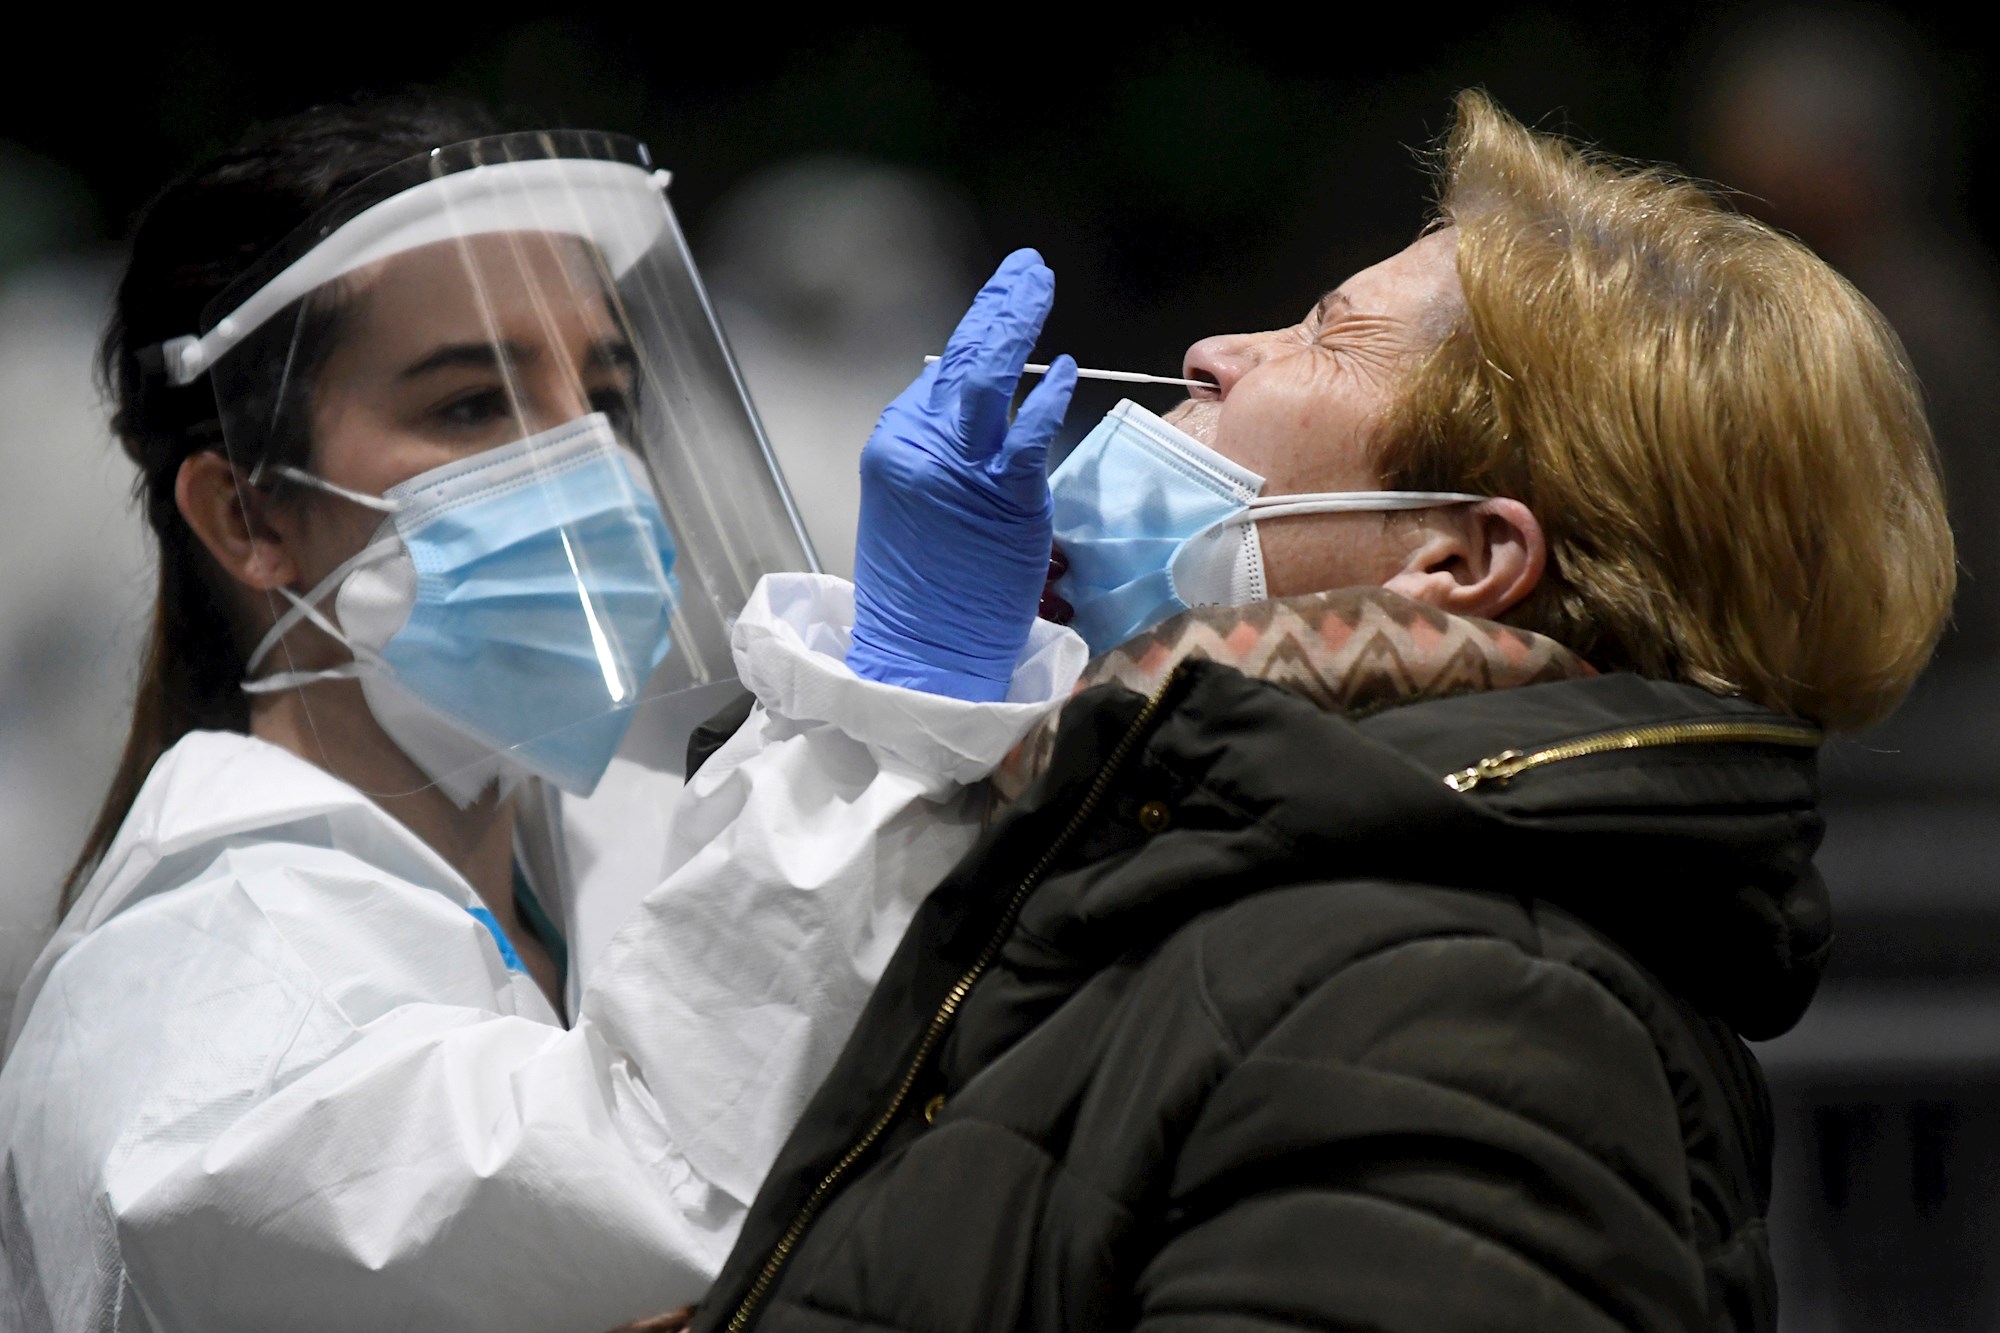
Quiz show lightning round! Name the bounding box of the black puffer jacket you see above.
[694,662,1828,1333]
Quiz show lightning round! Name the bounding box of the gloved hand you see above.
[846,249,1078,701]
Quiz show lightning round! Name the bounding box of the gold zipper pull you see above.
[1443,717,1821,794]
[1445,749,1529,792]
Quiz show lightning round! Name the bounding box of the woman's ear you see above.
[1381,498,1545,620]
[174,452,299,591]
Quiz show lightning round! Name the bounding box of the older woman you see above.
[666,91,1952,1332]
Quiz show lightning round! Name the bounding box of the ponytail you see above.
[60,543,246,909]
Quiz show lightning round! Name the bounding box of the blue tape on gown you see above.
[466,906,526,973]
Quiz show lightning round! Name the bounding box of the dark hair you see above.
[66,93,500,910]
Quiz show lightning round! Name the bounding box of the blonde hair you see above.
[1382,90,1955,731]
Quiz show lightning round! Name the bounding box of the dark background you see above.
[4,7,1995,379]
[3,6,1997,1330]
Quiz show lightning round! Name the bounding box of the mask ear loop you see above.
[1238,491,1487,522]
[1173,492,1490,609]
[240,537,404,694]
[249,461,403,514]
[240,463,407,696]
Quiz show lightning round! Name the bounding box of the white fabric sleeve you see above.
[584,572,1086,1204]
[4,849,739,1332]
[0,576,1083,1332]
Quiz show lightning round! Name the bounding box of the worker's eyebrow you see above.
[398,340,538,379]
[583,338,639,374]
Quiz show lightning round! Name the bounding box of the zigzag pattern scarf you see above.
[992,588,1594,803]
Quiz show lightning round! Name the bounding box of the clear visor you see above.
[191,132,815,803]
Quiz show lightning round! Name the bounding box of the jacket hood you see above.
[1000,662,1828,1040]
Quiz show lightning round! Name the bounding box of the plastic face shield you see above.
[168,131,816,802]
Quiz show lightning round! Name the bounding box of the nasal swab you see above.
[922,355,1204,389]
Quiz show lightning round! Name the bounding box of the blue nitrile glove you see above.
[846,249,1079,701]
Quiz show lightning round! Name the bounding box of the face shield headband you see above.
[149,131,819,802]
[154,144,675,387]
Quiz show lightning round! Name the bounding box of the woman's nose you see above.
[524,374,596,436]
[1182,333,1265,399]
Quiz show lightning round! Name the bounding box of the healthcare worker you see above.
[0,98,1085,1331]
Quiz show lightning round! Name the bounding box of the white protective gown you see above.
[0,572,1082,1333]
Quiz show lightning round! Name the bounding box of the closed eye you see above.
[1312,310,1411,377]
[1309,290,1354,332]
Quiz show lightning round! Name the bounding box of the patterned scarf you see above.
[991,588,1595,803]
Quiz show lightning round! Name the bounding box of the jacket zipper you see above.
[1443,717,1822,793]
[722,666,1186,1333]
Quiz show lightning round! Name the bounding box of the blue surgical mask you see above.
[243,412,679,803]
[1048,399,1484,655]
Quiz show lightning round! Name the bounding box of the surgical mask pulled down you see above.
[1048,399,1484,655]
[241,413,680,804]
